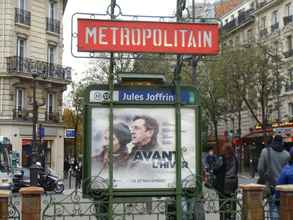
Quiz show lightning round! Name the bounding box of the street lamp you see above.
[30,72,41,185]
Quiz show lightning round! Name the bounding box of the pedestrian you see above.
[64,157,70,179]
[214,143,239,220]
[275,147,293,206]
[257,135,290,220]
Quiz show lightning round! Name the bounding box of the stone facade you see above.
[0,0,70,177]
[217,0,293,137]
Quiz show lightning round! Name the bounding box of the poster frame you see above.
[83,84,201,197]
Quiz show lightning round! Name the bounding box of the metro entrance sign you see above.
[77,19,219,55]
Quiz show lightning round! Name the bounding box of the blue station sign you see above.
[65,129,76,138]
[89,87,197,105]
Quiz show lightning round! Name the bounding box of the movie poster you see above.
[91,107,196,189]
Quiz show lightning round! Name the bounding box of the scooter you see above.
[39,168,64,193]
[12,167,64,193]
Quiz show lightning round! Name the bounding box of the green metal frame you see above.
[83,84,201,200]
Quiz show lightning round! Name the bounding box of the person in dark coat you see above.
[214,143,239,220]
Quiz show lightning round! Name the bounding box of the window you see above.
[48,1,55,20]
[47,45,55,64]
[285,3,292,16]
[272,10,278,25]
[16,37,25,58]
[260,16,266,29]
[48,45,55,76]
[47,93,54,113]
[288,103,293,117]
[16,37,26,71]
[247,29,253,41]
[15,88,24,112]
[17,0,26,10]
[287,35,292,51]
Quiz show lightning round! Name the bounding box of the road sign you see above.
[89,87,196,104]
[65,129,76,138]
[77,19,220,55]
[38,127,45,138]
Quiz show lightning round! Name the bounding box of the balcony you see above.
[237,9,255,26]
[45,112,60,123]
[258,0,268,8]
[285,82,293,91]
[13,109,33,121]
[6,56,71,82]
[284,15,293,26]
[283,49,293,58]
[222,19,237,32]
[259,28,268,38]
[46,18,60,34]
[271,23,279,33]
[15,8,31,26]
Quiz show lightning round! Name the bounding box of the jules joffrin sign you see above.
[77,19,219,55]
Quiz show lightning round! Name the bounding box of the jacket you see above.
[214,155,238,194]
[277,164,293,185]
[257,145,290,185]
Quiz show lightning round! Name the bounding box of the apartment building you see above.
[217,0,293,137]
[0,0,71,177]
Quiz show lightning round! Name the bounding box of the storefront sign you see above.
[77,19,219,55]
[89,88,196,104]
[91,107,196,189]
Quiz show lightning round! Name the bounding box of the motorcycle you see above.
[12,167,64,193]
[39,168,64,193]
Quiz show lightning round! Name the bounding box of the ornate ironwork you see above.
[45,112,60,122]
[12,108,33,121]
[46,18,60,34]
[15,8,31,26]
[42,179,244,219]
[6,56,71,81]
[8,195,20,220]
[283,15,293,26]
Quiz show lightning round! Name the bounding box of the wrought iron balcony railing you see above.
[222,19,237,32]
[6,56,71,81]
[285,82,293,91]
[237,9,255,26]
[283,49,293,58]
[13,108,33,121]
[45,112,60,122]
[15,8,31,26]
[46,18,60,34]
[271,23,279,33]
[259,28,268,38]
[284,15,293,26]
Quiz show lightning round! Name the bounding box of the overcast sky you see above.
[62,0,181,82]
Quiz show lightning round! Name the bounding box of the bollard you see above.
[20,187,44,220]
[276,184,293,220]
[240,183,266,220]
[0,190,10,220]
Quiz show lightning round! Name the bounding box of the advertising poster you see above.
[91,107,196,189]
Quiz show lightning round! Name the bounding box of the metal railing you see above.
[12,108,33,121]
[284,15,293,26]
[45,112,60,122]
[271,23,279,33]
[15,8,31,26]
[46,18,60,34]
[6,56,71,81]
[283,50,293,59]
[259,28,268,38]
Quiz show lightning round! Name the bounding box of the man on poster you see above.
[129,115,160,151]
